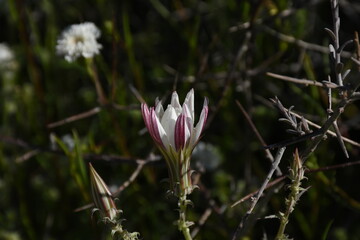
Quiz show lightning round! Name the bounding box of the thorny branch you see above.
[232,1,359,238]
[266,72,346,89]
[231,147,286,240]
[232,158,360,208]
[266,75,360,147]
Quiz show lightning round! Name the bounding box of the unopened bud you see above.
[89,163,118,222]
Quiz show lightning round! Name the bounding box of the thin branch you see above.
[330,0,343,86]
[231,147,286,240]
[351,57,360,67]
[354,31,360,71]
[0,134,162,165]
[266,72,343,89]
[266,94,360,152]
[75,153,159,212]
[290,110,360,148]
[191,181,227,238]
[265,130,322,149]
[231,175,287,208]
[207,30,252,127]
[191,207,212,238]
[235,100,282,176]
[113,160,146,196]
[307,159,360,173]
[332,121,349,158]
[300,97,348,161]
[260,25,352,58]
[47,107,101,128]
[232,159,360,208]
[229,1,322,33]
[16,149,41,163]
[129,84,145,103]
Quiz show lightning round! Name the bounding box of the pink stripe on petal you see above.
[175,114,186,151]
[150,108,163,146]
[141,103,151,130]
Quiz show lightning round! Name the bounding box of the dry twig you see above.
[231,147,286,240]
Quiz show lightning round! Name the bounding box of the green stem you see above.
[275,194,295,240]
[85,58,108,105]
[275,152,304,240]
[178,193,193,240]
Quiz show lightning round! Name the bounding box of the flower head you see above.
[89,163,118,222]
[141,89,208,195]
[56,22,102,62]
[142,89,208,152]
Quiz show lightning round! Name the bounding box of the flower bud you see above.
[89,163,118,222]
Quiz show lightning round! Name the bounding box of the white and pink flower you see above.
[141,89,208,195]
[141,89,208,152]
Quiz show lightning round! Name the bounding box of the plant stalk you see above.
[112,223,139,240]
[178,193,192,240]
[85,58,108,105]
[275,150,305,240]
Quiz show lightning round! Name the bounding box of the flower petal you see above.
[150,108,168,148]
[155,98,164,119]
[183,88,194,121]
[141,103,152,132]
[182,103,194,129]
[190,97,208,146]
[170,91,182,116]
[160,105,177,148]
[175,113,191,151]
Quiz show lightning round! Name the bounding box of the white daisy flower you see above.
[56,22,102,62]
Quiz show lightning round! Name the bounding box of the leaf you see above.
[321,219,334,240]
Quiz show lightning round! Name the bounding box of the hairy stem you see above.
[275,181,300,240]
[178,193,192,240]
[112,223,139,240]
[275,150,305,240]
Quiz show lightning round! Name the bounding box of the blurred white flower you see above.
[192,142,222,171]
[0,43,14,64]
[56,22,102,62]
[0,43,17,81]
[0,43,16,70]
